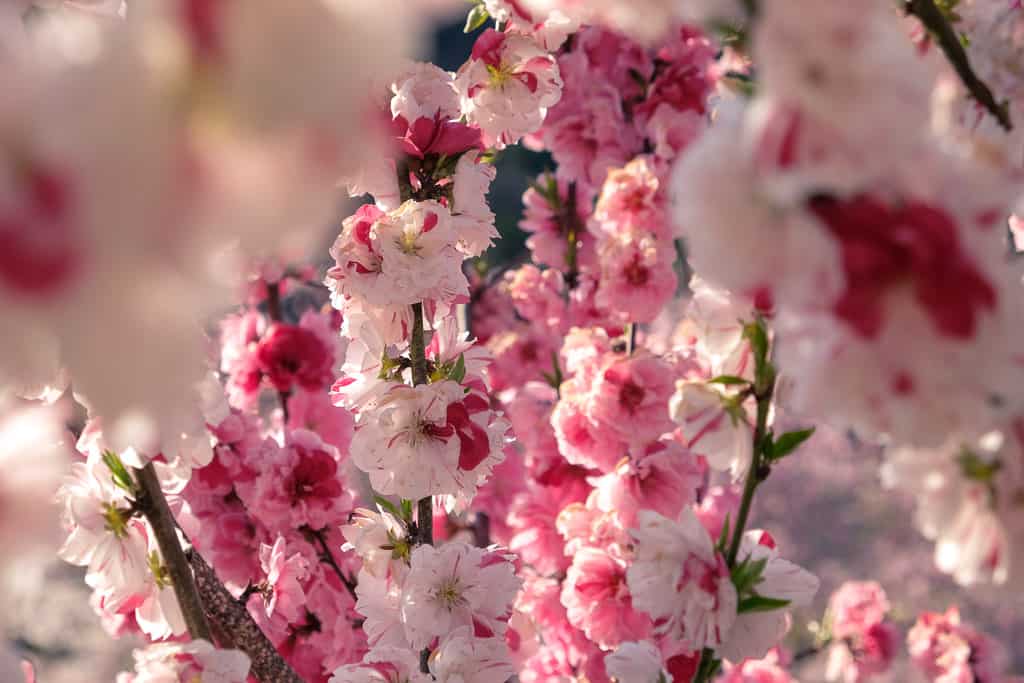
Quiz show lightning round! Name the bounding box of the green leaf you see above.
[737,595,792,613]
[478,149,499,164]
[374,496,401,518]
[708,375,749,386]
[448,354,467,383]
[464,4,490,33]
[716,513,731,553]
[101,450,136,493]
[400,498,414,522]
[957,448,1001,484]
[770,427,815,460]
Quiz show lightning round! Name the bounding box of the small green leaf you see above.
[730,556,768,595]
[770,427,815,460]
[101,450,136,493]
[400,498,414,522]
[716,513,731,553]
[464,4,490,33]
[708,375,749,386]
[374,496,401,518]
[742,320,768,367]
[737,595,791,613]
[449,354,467,383]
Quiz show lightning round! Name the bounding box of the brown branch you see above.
[266,280,284,323]
[906,0,1012,130]
[187,548,305,683]
[133,462,213,641]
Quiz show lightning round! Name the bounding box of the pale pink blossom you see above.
[342,506,410,580]
[670,380,753,479]
[331,647,429,683]
[119,640,250,683]
[350,381,507,500]
[133,528,188,641]
[718,531,819,663]
[455,29,563,148]
[451,150,499,257]
[627,508,737,651]
[57,450,150,611]
[428,627,516,683]
[604,640,665,683]
[400,543,520,649]
[390,62,460,123]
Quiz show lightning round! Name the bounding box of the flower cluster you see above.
[908,607,1013,683]
[824,582,899,683]
[462,18,825,682]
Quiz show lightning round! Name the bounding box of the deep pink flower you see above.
[391,113,483,159]
[808,195,996,340]
[0,167,81,297]
[256,323,335,393]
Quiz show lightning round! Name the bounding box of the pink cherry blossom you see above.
[257,536,310,623]
[594,231,678,324]
[118,640,250,683]
[400,543,521,649]
[428,627,516,683]
[561,546,652,649]
[908,607,1009,683]
[627,508,737,651]
[455,29,563,148]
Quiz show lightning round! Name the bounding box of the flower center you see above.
[102,502,131,538]
[486,63,513,89]
[435,577,467,610]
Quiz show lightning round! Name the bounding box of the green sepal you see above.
[737,595,791,613]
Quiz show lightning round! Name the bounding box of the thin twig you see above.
[906,0,1012,130]
[133,462,213,641]
[306,526,358,601]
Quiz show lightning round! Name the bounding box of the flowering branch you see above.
[905,0,1013,130]
[132,462,213,642]
[135,462,305,683]
[694,317,778,682]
